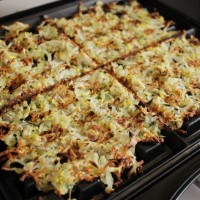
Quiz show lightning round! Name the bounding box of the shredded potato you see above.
[0,0,199,198]
[53,0,176,64]
[107,37,200,129]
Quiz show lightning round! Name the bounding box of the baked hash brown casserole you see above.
[0,0,199,198]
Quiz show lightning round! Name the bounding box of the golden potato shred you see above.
[0,0,199,197]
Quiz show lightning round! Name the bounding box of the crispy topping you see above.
[0,0,199,198]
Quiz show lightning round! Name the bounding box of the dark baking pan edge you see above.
[139,0,200,37]
[0,0,77,25]
[107,140,200,200]
[0,1,200,200]
[0,0,199,28]
[132,150,200,200]
[0,0,121,26]
[171,163,200,200]
[154,0,200,29]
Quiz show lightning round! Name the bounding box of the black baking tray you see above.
[0,1,200,200]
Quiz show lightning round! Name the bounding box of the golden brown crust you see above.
[0,0,199,197]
